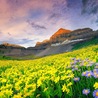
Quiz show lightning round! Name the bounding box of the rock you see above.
[0,27,98,57]
[35,28,94,49]
[35,39,50,50]
[50,28,71,43]
[0,42,25,49]
[35,28,71,49]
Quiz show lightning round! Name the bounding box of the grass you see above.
[0,55,13,60]
[10,54,36,60]
[0,44,98,98]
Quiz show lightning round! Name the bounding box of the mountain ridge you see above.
[0,27,98,58]
[0,42,25,49]
[35,27,94,49]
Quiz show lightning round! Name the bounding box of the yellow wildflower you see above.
[94,82,98,89]
[62,84,70,94]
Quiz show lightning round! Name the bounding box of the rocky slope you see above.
[34,28,97,50]
[35,28,98,57]
[50,28,71,43]
[0,27,98,57]
[0,43,36,56]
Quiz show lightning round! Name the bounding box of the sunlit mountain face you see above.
[0,0,98,47]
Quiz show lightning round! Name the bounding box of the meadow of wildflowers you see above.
[0,45,98,98]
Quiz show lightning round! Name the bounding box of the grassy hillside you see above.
[10,54,36,60]
[72,37,98,50]
[0,55,13,60]
[0,45,98,98]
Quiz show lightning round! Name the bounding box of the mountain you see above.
[50,28,71,43]
[0,27,98,58]
[35,39,50,50]
[0,42,25,49]
[34,28,95,50]
[34,28,72,50]
[35,28,98,57]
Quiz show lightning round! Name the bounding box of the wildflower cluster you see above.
[70,55,98,98]
[0,45,98,97]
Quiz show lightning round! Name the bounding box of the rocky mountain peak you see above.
[35,39,49,47]
[35,27,95,49]
[0,27,98,57]
[50,28,71,39]
[49,28,71,44]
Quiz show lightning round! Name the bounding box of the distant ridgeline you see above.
[0,42,25,49]
[0,28,98,57]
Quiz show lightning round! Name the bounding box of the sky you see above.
[0,0,98,47]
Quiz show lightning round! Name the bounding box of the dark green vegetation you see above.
[0,55,13,60]
[72,37,98,50]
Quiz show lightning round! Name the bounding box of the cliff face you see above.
[35,28,96,49]
[0,43,42,56]
[35,40,50,50]
[68,28,93,40]
[50,28,94,43]
[0,43,25,56]
[50,28,71,43]
[35,28,71,49]
[0,27,98,57]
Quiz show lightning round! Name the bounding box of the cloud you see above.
[0,31,2,34]
[0,37,36,47]
[0,0,68,27]
[81,0,98,25]
[20,38,34,44]
[82,0,98,14]
[1,0,98,47]
[82,0,88,6]
[28,21,47,30]
[94,16,98,25]
[7,32,11,36]
[48,13,62,19]
[0,0,73,47]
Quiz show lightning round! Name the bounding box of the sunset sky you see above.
[0,0,98,47]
